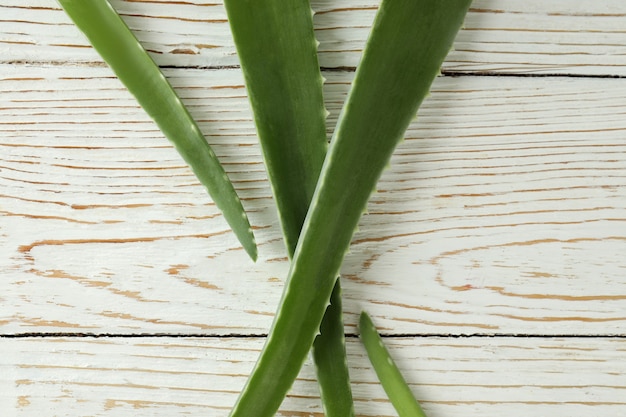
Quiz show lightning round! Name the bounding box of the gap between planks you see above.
[3,333,626,339]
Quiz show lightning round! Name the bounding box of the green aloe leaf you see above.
[360,311,427,417]
[312,280,353,417]
[57,0,257,261]
[223,0,327,253]
[230,1,471,416]
[223,1,353,415]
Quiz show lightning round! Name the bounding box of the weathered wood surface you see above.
[2,0,626,415]
[2,0,626,75]
[2,66,625,335]
[4,337,626,416]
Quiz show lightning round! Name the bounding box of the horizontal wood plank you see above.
[2,0,626,75]
[3,336,625,417]
[2,65,625,335]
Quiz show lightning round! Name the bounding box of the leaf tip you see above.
[242,228,258,262]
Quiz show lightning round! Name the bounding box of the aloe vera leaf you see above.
[223,0,327,254]
[312,280,354,417]
[229,1,471,416]
[223,1,353,415]
[57,0,257,261]
[360,311,427,417]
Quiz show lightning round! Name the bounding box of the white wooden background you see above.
[1,0,625,416]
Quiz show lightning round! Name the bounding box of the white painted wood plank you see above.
[2,65,625,335]
[3,337,625,416]
[2,0,626,75]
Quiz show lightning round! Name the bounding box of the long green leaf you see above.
[360,311,427,417]
[57,0,257,261]
[230,1,471,416]
[312,280,353,417]
[223,0,326,253]
[223,1,353,415]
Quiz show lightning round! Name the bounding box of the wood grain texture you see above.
[3,337,626,417]
[2,1,626,416]
[2,0,626,75]
[2,65,625,335]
